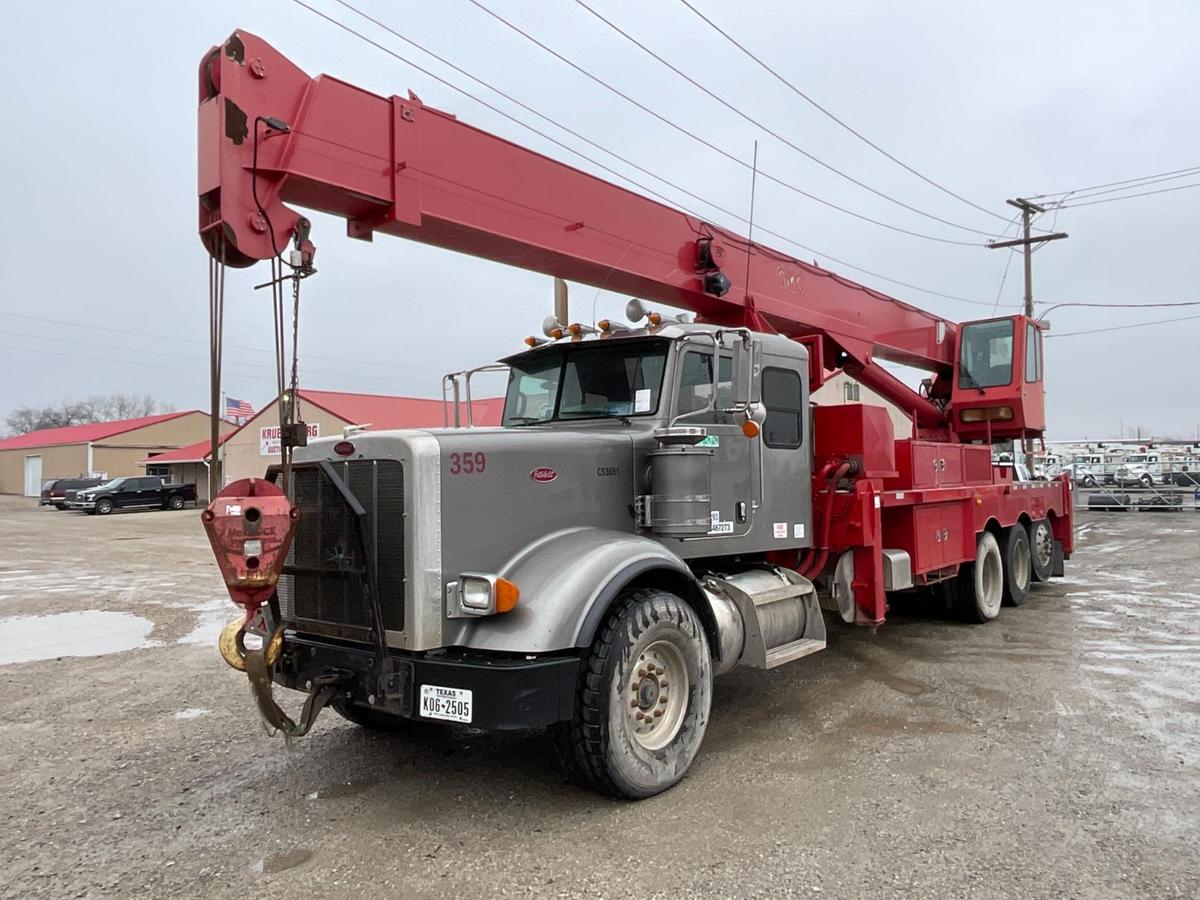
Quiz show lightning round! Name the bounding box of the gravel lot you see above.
[1,496,1197,899]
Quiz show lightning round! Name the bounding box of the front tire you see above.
[551,588,712,799]
[955,531,1003,623]
[95,498,114,516]
[1139,474,1154,488]
[1081,474,1097,488]
[167,495,185,510]
[1001,526,1032,606]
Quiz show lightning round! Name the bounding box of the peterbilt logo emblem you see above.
[530,467,558,483]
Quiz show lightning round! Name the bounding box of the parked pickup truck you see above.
[68,476,198,515]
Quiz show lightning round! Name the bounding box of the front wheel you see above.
[1081,474,1097,488]
[167,495,185,510]
[95,498,114,516]
[551,588,712,799]
[1139,474,1154,488]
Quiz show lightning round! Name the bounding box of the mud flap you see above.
[1051,539,1065,578]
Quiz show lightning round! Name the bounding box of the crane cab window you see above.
[762,367,803,448]
[959,319,1015,388]
[1025,323,1043,382]
[675,349,734,424]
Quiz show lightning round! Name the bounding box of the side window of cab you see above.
[675,349,734,425]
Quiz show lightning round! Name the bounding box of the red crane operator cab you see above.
[949,314,1046,441]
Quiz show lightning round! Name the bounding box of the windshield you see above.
[96,478,128,490]
[1124,455,1148,463]
[503,339,669,425]
[959,319,1014,389]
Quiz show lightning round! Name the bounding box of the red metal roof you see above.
[298,389,503,429]
[139,391,503,466]
[140,430,236,465]
[0,411,200,452]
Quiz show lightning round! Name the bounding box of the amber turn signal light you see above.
[494,576,520,613]
[741,420,761,438]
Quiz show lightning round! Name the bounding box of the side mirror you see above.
[730,333,758,407]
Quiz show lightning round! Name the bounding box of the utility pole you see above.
[987,198,1069,317]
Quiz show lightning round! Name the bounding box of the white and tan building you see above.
[0,411,233,496]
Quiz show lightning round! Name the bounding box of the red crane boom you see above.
[199,30,1038,438]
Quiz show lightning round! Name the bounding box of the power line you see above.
[1046,313,1200,338]
[674,0,1015,228]
[572,0,1001,239]
[460,0,981,246]
[292,0,995,307]
[1036,300,1200,317]
[1056,170,1200,203]
[1050,180,1200,210]
[1030,164,1200,200]
[0,311,444,375]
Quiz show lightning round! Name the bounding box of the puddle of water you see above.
[252,848,314,874]
[174,708,211,720]
[0,610,155,665]
[177,598,235,646]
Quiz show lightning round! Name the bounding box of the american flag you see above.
[225,396,255,418]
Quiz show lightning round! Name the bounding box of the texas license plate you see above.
[419,684,473,723]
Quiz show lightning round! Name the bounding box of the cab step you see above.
[764,637,826,669]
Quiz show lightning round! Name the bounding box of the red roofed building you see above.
[0,411,235,497]
[139,431,238,503]
[219,389,503,488]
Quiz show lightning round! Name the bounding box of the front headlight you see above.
[455,573,520,616]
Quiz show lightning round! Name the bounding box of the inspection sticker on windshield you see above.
[419,685,473,723]
[634,388,651,413]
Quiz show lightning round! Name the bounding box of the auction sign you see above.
[259,423,320,456]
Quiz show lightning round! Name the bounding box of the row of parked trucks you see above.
[1031,444,1200,487]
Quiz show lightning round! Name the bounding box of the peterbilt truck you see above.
[198,32,1073,798]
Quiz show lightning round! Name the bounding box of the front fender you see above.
[447,527,699,655]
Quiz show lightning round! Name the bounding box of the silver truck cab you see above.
[265,319,825,797]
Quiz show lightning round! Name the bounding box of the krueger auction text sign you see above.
[259,423,320,456]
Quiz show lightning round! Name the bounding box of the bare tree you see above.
[4,394,176,436]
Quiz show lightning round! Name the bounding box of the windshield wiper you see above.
[505,416,547,427]
[959,368,985,394]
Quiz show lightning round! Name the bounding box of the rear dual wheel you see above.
[955,531,1004,623]
[1028,519,1054,582]
[1001,526,1031,607]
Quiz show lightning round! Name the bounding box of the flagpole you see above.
[221,391,226,424]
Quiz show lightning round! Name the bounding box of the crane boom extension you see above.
[200,31,963,429]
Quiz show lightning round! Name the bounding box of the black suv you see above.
[40,477,105,510]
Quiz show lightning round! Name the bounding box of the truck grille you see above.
[277,460,405,638]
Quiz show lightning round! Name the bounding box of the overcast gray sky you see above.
[2,0,1197,440]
